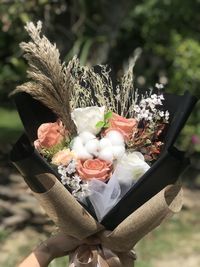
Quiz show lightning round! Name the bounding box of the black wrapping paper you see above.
[10,134,64,193]
[10,90,198,229]
[10,133,97,216]
[102,90,198,229]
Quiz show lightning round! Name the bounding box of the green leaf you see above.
[104,122,110,128]
[96,121,105,128]
[104,111,113,120]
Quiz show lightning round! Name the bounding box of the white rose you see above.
[71,106,105,134]
[114,151,150,185]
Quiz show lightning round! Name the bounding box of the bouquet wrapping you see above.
[11,135,183,266]
[10,22,198,266]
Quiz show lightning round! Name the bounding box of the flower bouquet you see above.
[10,22,198,266]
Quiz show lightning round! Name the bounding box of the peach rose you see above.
[52,149,76,166]
[106,113,137,141]
[34,120,66,149]
[77,159,112,182]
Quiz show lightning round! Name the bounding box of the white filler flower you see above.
[71,106,105,134]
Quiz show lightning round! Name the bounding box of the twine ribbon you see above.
[69,245,136,267]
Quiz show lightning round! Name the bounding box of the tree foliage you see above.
[0,0,199,147]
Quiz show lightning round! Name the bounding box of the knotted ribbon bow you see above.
[69,245,136,267]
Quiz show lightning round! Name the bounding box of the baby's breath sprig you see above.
[58,160,90,199]
[127,85,170,162]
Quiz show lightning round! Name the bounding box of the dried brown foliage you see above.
[11,21,77,135]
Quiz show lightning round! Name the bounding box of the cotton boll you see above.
[79,131,96,144]
[99,138,112,150]
[85,139,100,156]
[106,130,124,145]
[71,137,84,150]
[98,148,114,162]
[73,147,93,160]
[112,145,125,159]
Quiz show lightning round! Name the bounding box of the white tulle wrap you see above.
[86,152,150,221]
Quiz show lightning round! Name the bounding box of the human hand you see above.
[38,232,100,261]
[18,233,100,267]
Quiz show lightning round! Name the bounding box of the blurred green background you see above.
[0,1,199,267]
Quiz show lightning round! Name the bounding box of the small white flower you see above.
[148,115,153,121]
[159,111,165,117]
[151,94,157,100]
[72,182,90,199]
[61,176,70,185]
[155,83,164,89]
[140,99,146,106]
[81,183,90,193]
[143,110,149,119]
[71,180,81,190]
[133,105,141,113]
[73,190,85,199]
[165,110,170,121]
[73,174,81,180]
[159,94,164,100]
[115,94,121,101]
[59,165,89,199]
[65,159,77,174]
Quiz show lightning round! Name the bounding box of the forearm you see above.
[18,242,52,267]
[17,233,99,267]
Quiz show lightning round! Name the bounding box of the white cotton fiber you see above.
[112,145,125,159]
[79,131,96,144]
[106,130,124,145]
[98,147,114,162]
[73,147,93,160]
[99,138,112,150]
[85,139,100,156]
[72,136,93,159]
[71,137,84,150]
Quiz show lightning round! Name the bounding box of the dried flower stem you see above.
[12,21,77,135]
